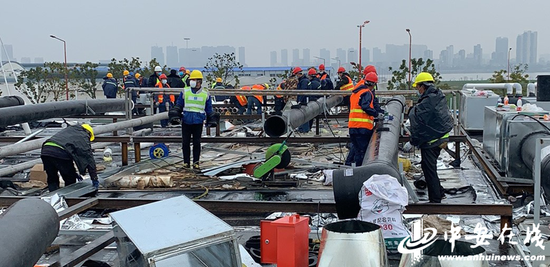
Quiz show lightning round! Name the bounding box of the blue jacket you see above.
[349,84,378,135]
[102,78,118,98]
[174,88,214,125]
[297,75,310,104]
[308,76,322,101]
[123,76,139,98]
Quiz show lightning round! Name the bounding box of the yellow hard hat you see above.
[186,69,190,74]
[106,73,113,78]
[189,70,203,80]
[216,77,222,83]
[412,72,434,87]
[81,124,95,141]
[123,70,129,76]
[135,73,141,79]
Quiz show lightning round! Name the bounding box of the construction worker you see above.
[274,81,286,115]
[247,84,266,115]
[408,72,453,203]
[168,69,185,88]
[168,70,215,170]
[40,124,99,192]
[230,86,250,115]
[136,73,148,88]
[335,67,354,107]
[148,66,163,88]
[292,67,311,132]
[102,73,118,98]
[349,72,379,166]
[318,64,334,90]
[155,74,173,127]
[123,71,139,114]
[212,77,227,102]
[182,69,191,87]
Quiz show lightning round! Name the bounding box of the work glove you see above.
[92,179,99,189]
[170,117,181,125]
[377,113,385,121]
[403,141,414,152]
[77,174,84,182]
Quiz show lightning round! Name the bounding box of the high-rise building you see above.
[281,49,288,66]
[178,48,186,67]
[372,47,383,63]
[516,31,538,65]
[20,57,31,63]
[238,47,246,66]
[492,37,508,66]
[473,44,483,65]
[320,48,330,67]
[292,49,300,66]
[270,51,277,66]
[336,48,346,65]
[361,48,370,66]
[423,50,433,60]
[151,46,164,66]
[166,46,179,68]
[347,48,356,65]
[303,48,310,66]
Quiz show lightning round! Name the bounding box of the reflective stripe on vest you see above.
[428,132,450,145]
[340,76,354,91]
[236,95,248,106]
[348,88,374,130]
[183,88,208,113]
[155,80,175,103]
[44,141,64,150]
[251,84,264,103]
[276,84,283,98]
[321,73,328,81]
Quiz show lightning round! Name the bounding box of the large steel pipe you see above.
[0,198,59,267]
[0,99,126,127]
[264,95,343,137]
[332,95,405,219]
[0,96,24,109]
[519,131,550,194]
[0,112,167,159]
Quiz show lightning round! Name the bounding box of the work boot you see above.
[193,162,200,170]
[182,163,190,169]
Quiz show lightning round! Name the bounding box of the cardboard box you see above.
[29,164,47,183]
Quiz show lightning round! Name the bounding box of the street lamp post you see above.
[50,35,69,100]
[406,29,412,89]
[184,37,191,49]
[314,56,325,68]
[357,20,370,72]
[507,47,512,81]
[332,57,341,68]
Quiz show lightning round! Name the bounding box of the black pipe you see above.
[0,99,126,127]
[332,95,405,219]
[519,131,550,195]
[0,198,59,267]
[0,96,24,108]
[264,95,343,137]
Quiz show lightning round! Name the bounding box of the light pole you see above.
[314,56,325,68]
[507,47,512,81]
[184,37,191,49]
[357,20,370,72]
[406,29,412,89]
[50,34,69,100]
[332,57,341,67]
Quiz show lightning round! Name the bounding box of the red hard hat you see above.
[337,67,345,73]
[159,74,167,79]
[179,66,186,72]
[292,67,303,75]
[319,64,325,71]
[363,65,377,75]
[308,68,317,76]
[365,72,378,83]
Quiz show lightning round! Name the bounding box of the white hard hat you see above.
[154,66,162,72]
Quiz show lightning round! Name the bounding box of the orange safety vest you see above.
[276,83,284,98]
[236,86,250,106]
[155,79,175,103]
[348,88,374,130]
[251,84,264,103]
[340,75,354,91]
[353,79,364,90]
[320,73,328,81]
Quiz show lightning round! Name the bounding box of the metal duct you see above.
[0,112,168,159]
[512,83,523,97]
[317,220,387,267]
[0,99,126,127]
[332,96,405,219]
[264,95,343,137]
[462,83,514,96]
[527,83,536,97]
[399,240,487,267]
[519,131,550,194]
[0,96,24,108]
[0,198,59,267]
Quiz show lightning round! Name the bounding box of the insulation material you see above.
[114,175,173,189]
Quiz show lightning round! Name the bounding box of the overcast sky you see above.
[2,0,548,66]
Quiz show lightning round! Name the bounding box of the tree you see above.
[489,64,529,94]
[141,58,165,79]
[15,66,49,103]
[387,58,446,90]
[72,61,99,98]
[203,52,243,88]
[43,62,68,101]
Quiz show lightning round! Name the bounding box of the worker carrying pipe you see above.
[40,124,99,192]
[407,72,453,203]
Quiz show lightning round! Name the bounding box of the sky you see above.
[1,0,549,67]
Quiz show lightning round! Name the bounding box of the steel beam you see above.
[50,231,116,267]
[58,197,99,221]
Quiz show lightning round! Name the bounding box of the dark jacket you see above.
[335,73,352,90]
[102,78,118,98]
[349,84,379,135]
[148,73,160,87]
[296,75,310,104]
[139,77,148,87]
[212,82,227,102]
[308,76,322,101]
[409,85,453,148]
[42,126,97,179]
[319,72,334,90]
[167,70,185,88]
[123,75,139,98]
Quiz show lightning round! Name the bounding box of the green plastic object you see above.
[253,143,291,178]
